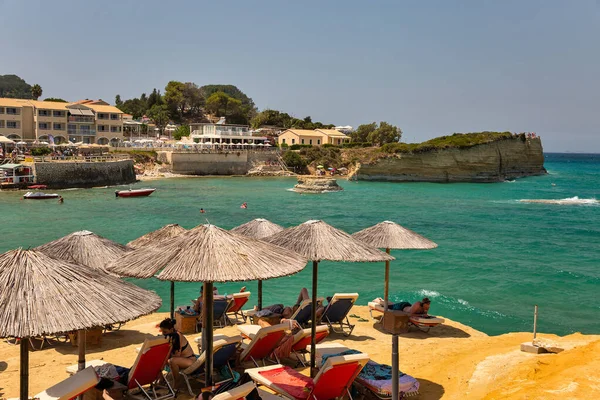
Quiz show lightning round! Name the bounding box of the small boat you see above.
[27,184,47,189]
[115,188,156,198]
[23,192,59,200]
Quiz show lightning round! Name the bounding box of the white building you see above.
[190,122,267,145]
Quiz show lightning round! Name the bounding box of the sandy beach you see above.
[1,306,598,400]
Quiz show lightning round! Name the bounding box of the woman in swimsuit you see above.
[159,318,196,387]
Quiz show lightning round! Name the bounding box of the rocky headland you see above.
[293,176,343,193]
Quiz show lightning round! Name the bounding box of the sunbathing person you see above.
[258,287,325,320]
[193,285,247,314]
[375,297,431,315]
[158,318,196,387]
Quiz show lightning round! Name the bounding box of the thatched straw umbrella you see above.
[0,248,161,400]
[36,230,131,273]
[107,223,308,389]
[231,218,284,310]
[353,220,438,311]
[353,221,437,400]
[127,224,187,249]
[126,224,188,318]
[264,220,394,375]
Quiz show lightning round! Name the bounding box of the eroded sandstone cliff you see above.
[354,137,545,183]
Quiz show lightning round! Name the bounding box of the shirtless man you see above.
[381,297,431,315]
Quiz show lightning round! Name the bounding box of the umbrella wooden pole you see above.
[384,248,391,312]
[257,280,263,311]
[202,282,214,397]
[78,330,86,371]
[310,260,318,378]
[20,338,29,400]
[170,281,175,319]
[392,334,399,400]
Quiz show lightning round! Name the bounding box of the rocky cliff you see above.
[354,137,545,183]
[293,176,343,193]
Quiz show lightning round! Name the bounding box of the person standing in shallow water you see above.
[58,196,64,204]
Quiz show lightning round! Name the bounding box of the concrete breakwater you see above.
[34,160,136,188]
[159,151,281,176]
[354,137,546,183]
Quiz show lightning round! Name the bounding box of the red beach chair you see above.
[226,291,252,324]
[247,353,369,400]
[291,325,329,366]
[124,337,175,400]
[238,323,289,366]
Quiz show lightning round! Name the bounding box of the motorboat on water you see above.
[23,192,59,200]
[115,188,156,198]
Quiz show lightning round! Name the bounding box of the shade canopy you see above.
[352,220,438,250]
[230,218,284,240]
[0,249,161,338]
[36,230,131,273]
[264,220,394,262]
[106,224,308,282]
[0,136,15,144]
[127,224,187,249]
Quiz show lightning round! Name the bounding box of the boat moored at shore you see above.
[23,192,59,200]
[115,188,156,198]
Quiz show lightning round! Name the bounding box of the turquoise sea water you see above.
[1,153,598,336]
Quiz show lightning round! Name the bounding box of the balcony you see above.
[68,129,96,136]
[68,116,95,123]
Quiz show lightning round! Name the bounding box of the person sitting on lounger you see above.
[159,318,196,387]
[258,287,325,320]
[377,297,431,315]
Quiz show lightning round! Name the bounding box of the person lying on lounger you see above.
[257,287,325,320]
[193,285,247,314]
[375,297,431,315]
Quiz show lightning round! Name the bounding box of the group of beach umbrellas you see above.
[0,216,436,399]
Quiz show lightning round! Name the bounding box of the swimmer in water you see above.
[58,196,64,204]
[241,202,247,209]
[200,208,205,213]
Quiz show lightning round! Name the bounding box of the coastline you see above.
[1,306,598,399]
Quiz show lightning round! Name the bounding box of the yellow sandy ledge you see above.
[1,306,599,400]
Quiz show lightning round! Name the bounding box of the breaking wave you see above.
[519,196,598,205]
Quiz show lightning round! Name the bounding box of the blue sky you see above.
[1,0,598,152]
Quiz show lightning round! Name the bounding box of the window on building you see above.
[53,123,63,130]
[98,125,107,132]
[98,113,107,119]
[7,121,18,129]
[80,125,91,133]
[0,107,4,114]
[309,139,313,145]
[317,139,321,145]
[292,139,295,144]
[6,108,19,115]
[110,114,119,120]
[53,111,64,118]
[282,138,286,144]
[39,122,49,130]
[68,124,76,132]
[301,139,305,144]
[111,126,118,132]
[0,121,4,128]
[38,110,49,116]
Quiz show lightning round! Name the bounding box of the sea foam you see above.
[519,196,598,205]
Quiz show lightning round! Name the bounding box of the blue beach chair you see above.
[320,293,359,336]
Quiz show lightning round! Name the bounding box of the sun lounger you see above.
[180,335,242,396]
[313,342,420,399]
[289,298,322,327]
[34,366,99,400]
[247,353,369,400]
[291,325,329,366]
[226,292,251,325]
[211,381,257,400]
[320,293,359,336]
[368,301,445,332]
[238,323,289,367]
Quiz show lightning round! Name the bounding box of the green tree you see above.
[147,88,163,110]
[351,122,377,143]
[205,92,242,119]
[368,121,402,146]
[183,83,204,120]
[43,97,67,103]
[31,84,42,100]
[282,150,307,173]
[148,104,170,134]
[115,94,123,108]
[0,74,33,98]
[173,125,190,140]
[164,81,186,122]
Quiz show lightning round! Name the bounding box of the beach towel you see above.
[321,350,419,397]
